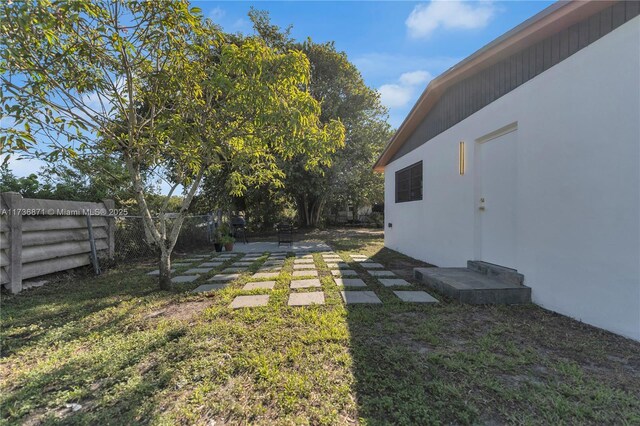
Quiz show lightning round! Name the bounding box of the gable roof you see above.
[374,0,617,172]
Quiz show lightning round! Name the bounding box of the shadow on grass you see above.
[341,248,640,425]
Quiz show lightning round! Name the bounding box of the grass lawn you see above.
[2,229,639,425]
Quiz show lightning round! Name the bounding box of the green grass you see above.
[2,229,639,425]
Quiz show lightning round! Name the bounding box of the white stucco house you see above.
[374,1,640,340]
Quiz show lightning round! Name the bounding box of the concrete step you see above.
[414,267,531,305]
[467,260,524,286]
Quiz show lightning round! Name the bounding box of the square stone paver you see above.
[378,278,412,287]
[208,274,240,282]
[199,262,223,267]
[193,283,227,293]
[294,259,315,264]
[326,262,351,269]
[331,269,358,277]
[263,260,284,266]
[172,263,192,267]
[292,270,318,277]
[293,264,316,270]
[171,275,199,283]
[191,254,209,258]
[290,278,322,289]
[224,267,247,273]
[185,267,213,274]
[253,272,280,279]
[288,292,325,306]
[230,295,270,309]
[334,278,367,287]
[181,259,201,263]
[359,262,385,269]
[340,291,382,304]
[147,269,175,276]
[352,258,373,263]
[243,281,276,290]
[393,291,439,303]
[367,270,397,277]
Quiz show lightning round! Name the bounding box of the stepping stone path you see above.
[341,291,382,304]
[331,269,358,277]
[290,279,322,289]
[230,295,269,309]
[334,278,367,287]
[292,270,318,277]
[393,291,439,303]
[171,275,199,283]
[178,251,437,310]
[368,270,396,277]
[193,283,227,293]
[359,263,385,269]
[378,278,412,287]
[185,268,213,274]
[147,269,175,276]
[288,292,325,306]
[208,274,240,282]
[243,281,276,290]
[253,272,280,279]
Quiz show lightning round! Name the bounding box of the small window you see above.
[395,161,422,203]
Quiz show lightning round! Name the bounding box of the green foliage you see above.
[1,1,344,287]
[250,11,391,227]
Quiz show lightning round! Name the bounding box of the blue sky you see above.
[7,1,554,183]
[193,0,554,127]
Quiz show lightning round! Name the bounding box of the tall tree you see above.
[250,10,391,227]
[1,1,343,289]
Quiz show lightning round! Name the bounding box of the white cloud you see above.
[378,84,414,109]
[406,1,496,39]
[377,69,433,109]
[208,7,225,22]
[352,52,459,83]
[399,70,432,86]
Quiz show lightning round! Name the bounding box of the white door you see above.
[477,129,518,268]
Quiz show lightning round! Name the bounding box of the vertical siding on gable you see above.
[390,2,640,162]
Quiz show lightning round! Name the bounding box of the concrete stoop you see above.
[414,261,531,304]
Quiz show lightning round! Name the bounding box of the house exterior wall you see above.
[383,16,640,340]
[390,1,639,163]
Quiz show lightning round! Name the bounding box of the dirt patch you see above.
[145,300,212,322]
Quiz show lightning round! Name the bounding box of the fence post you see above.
[102,198,115,260]
[3,192,23,294]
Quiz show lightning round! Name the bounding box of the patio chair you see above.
[231,216,248,244]
[276,222,293,247]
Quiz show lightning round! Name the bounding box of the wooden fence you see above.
[0,192,114,293]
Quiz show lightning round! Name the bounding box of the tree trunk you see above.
[158,248,172,291]
[296,195,326,228]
